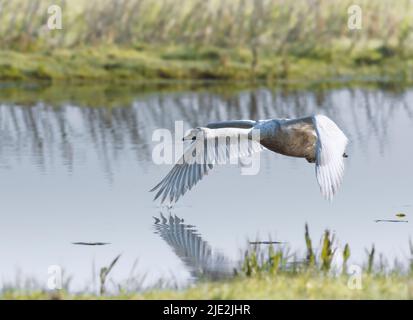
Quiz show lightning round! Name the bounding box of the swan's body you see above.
[151,115,348,203]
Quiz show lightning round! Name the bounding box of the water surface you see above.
[0,83,412,291]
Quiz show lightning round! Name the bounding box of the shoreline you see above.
[1,46,413,85]
[2,274,412,299]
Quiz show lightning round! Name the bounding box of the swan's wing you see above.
[153,214,232,279]
[207,120,257,129]
[150,128,263,204]
[312,115,348,200]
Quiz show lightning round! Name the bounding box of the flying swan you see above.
[151,115,348,203]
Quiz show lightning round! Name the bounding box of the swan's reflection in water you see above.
[152,213,303,281]
[153,213,234,281]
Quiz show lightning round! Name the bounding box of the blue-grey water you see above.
[0,83,412,291]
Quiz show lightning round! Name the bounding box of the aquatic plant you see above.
[366,245,375,274]
[99,254,121,295]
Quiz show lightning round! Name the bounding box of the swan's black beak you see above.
[343,153,349,158]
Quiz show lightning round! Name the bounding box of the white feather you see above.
[151,127,263,204]
[312,115,348,201]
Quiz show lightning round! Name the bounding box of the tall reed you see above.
[0,0,412,59]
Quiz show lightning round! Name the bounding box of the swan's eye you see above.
[191,136,196,141]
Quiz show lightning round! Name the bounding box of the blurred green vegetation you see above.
[3,274,412,299]
[1,0,413,82]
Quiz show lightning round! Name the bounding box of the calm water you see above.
[0,83,412,291]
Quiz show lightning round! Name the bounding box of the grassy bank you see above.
[2,0,413,83]
[1,45,413,83]
[3,274,412,300]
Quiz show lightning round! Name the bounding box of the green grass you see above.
[1,45,413,83]
[3,275,412,299]
[137,275,413,299]
[2,0,413,82]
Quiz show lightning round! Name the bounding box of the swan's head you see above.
[182,127,205,141]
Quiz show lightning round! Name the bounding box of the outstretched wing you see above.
[150,127,263,204]
[312,115,349,200]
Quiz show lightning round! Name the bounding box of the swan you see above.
[151,115,348,203]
